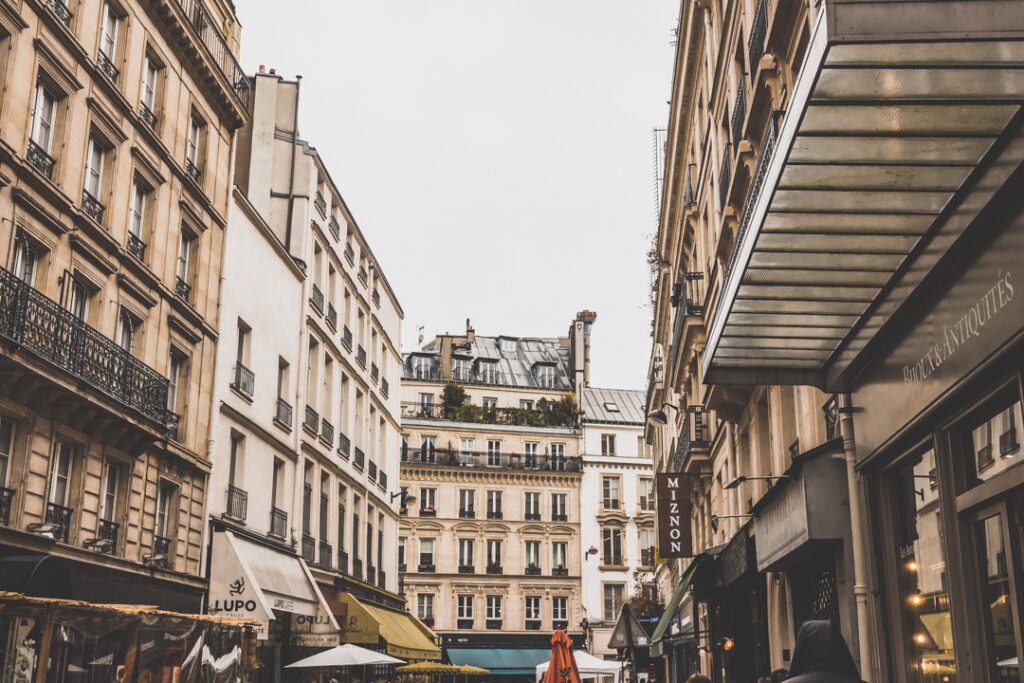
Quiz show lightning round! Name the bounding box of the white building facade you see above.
[579,388,656,659]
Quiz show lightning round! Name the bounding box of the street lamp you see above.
[647,403,678,426]
[724,475,789,490]
[390,488,417,509]
[710,514,751,532]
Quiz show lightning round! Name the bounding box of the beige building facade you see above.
[0,0,246,609]
[400,316,595,668]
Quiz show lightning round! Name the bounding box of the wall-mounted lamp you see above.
[585,546,599,560]
[390,488,417,509]
[710,514,752,532]
[647,403,679,426]
[724,475,789,490]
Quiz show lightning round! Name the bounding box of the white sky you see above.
[237,1,679,390]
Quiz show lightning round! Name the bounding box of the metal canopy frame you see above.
[703,0,1024,388]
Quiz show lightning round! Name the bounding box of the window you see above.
[419,538,434,568]
[167,350,186,415]
[552,596,568,624]
[30,84,57,153]
[420,487,436,514]
[98,4,119,63]
[67,278,89,321]
[551,442,566,469]
[536,365,555,387]
[417,594,434,621]
[83,135,105,201]
[486,439,501,466]
[525,596,541,627]
[525,541,540,570]
[452,357,470,380]
[482,397,497,409]
[50,441,73,506]
[186,115,203,173]
[459,538,474,568]
[486,595,502,624]
[602,527,623,566]
[552,493,567,521]
[552,542,567,572]
[101,462,119,522]
[117,309,137,353]
[155,481,177,538]
[140,55,159,117]
[486,539,502,569]
[486,490,502,519]
[525,492,540,520]
[128,181,149,241]
[603,584,624,622]
[418,391,434,406]
[524,441,539,467]
[604,402,620,413]
[176,231,195,296]
[0,417,13,485]
[520,399,534,410]
[639,478,654,511]
[602,476,620,509]
[460,437,474,454]
[271,459,285,509]
[420,436,436,463]
[12,236,38,285]
[459,489,474,516]
[966,392,1023,480]
[601,434,616,456]
[639,527,655,565]
[478,361,497,384]
[457,595,474,627]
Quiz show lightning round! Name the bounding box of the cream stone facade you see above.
[400,316,595,660]
[0,0,246,608]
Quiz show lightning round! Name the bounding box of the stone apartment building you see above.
[399,315,596,672]
[648,0,1024,682]
[0,0,247,610]
[203,70,438,671]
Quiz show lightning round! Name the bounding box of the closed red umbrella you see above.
[541,630,582,683]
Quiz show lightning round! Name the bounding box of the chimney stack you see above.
[569,310,596,390]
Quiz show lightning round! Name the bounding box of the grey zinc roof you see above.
[403,335,573,389]
[580,387,646,425]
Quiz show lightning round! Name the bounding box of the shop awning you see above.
[649,561,698,657]
[331,592,441,661]
[209,530,338,642]
[701,0,1024,389]
[447,649,550,676]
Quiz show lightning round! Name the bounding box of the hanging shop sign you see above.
[656,473,691,558]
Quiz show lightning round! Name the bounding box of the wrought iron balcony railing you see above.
[748,0,768,81]
[310,284,324,313]
[525,512,541,521]
[400,401,578,428]
[526,619,541,630]
[303,405,319,433]
[378,569,385,587]
[45,0,72,25]
[381,377,389,398]
[96,518,119,552]
[673,405,712,471]
[552,566,568,576]
[338,432,351,458]
[370,363,379,383]
[0,267,170,424]
[719,145,732,211]
[402,447,582,472]
[641,548,655,567]
[301,534,315,563]
[314,192,327,216]
[185,158,202,183]
[318,541,333,568]
[486,619,502,630]
[731,78,747,149]
[419,506,436,517]
[356,346,367,368]
[459,508,475,519]
[405,366,441,380]
[418,563,435,572]
[152,534,171,566]
[459,564,474,574]
[326,303,337,329]
[552,513,567,522]
[344,243,355,263]
[684,165,695,206]
[0,487,12,526]
[270,506,287,538]
[173,0,251,107]
[487,511,503,520]
[226,484,247,520]
[27,140,55,179]
[458,619,473,629]
[366,564,376,585]
[342,325,353,351]
[139,103,158,130]
[728,113,780,283]
[525,565,541,575]
[671,272,705,353]
[357,266,368,285]
[338,549,349,574]
[329,216,341,240]
[372,289,380,307]
[352,558,362,580]
[81,189,105,223]
[823,394,839,441]
[231,362,254,398]
[175,276,192,302]
[354,447,364,470]
[275,397,293,428]
[320,418,334,446]
[97,50,119,82]
[126,232,147,262]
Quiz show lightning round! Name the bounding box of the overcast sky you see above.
[237,1,679,390]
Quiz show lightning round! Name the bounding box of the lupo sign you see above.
[656,473,691,558]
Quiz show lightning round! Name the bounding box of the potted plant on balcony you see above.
[526,562,540,575]
[487,561,502,574]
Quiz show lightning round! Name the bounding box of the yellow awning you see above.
[362,602,441,661]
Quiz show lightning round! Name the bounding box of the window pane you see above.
[976,512,1018,679]
[965,393,1022,484]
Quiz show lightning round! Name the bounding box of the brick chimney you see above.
[569,310,596,390]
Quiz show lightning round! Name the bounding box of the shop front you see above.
[329,592,440,663]
[207,529,339,681]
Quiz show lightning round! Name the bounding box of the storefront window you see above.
[892,449,956,682]
[966,392,1022,484]
[975,511,1018,680]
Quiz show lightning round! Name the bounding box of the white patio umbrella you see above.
[285,643,405,668]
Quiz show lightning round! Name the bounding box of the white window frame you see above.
[129,182,147,239]
[552,596,567,621]
[486,439,501,466]
[99,3,119,61]
[12,236,38,285]
[101,462,119,522]
[525,540,540,567]
[525,595,541,621]
[141,56,158,111]
[155,481,176,538]
[459,538,474,567]
[419,538,434,565]
[459,489,474,514]
[0,417,13,486]
[525,491,540,517]
[50,441,73,506]
[417,594,434,620]
[31,84,57,152]
[186,116,202,166]
[487,539,502,566]
[457,595,473,620]
[552,542,567,570]
[84,136,105,198]
[486,595,502,620]
[487,490,501,516]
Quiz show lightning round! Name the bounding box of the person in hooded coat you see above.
[786,620,867,683]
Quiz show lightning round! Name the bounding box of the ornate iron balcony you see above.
[525,565,541,575]
[823,394,839,441]
[226,484,248,520]
[458,619,473,629]
[97,50,119,82]
[526,620,541,630]
[314,192,327,216]
[381,377,389,398]
[303,405,319,433]
[185,158,201,183]
[310,284,324,313]
[731,78,747,149]
[459,508,475,519]
[358,266,367,285]
[641,548,655,566]
[329,216,341,240]
[139,103,158,130]
[320,418,334,446]
[402,447,583,473]
[344,243,355,263]
[27,140,55,179]
[372,289,380,307]
[338,549,349,574]
[400,401,578,429]
[552,513,568,522]
[175,276,191,302]
[231,362,254,398]
[270,506,288,538]
[370,363,379,383]
[45,0,72,26]
[419,506,436,517]
[486,619,502,630]
[354,447,364,470]
[81,190,105,223]
[418,563,435,573]
[326,303,337,329]
[673,405,712,472]
[0,487,12,526]
[352,558,362,580]
[126,232,147,261]
[96,518,119,551]
[366,564,376,585]
[0,267,170,424]
[719,146,732,211]
[378,569,385,587]
[487,511,503,520]
[728,113,780,283]
[173,0,251,107]
[275,397,293,428]
[152,534,171,566]
[749,0,768,81]
[525,512,540,521]
[338,432,351,457]
[301,533,315,563]
[318,541,333,568]
[356,346,366,368]
[552,567,568,576]
[342,325,353,351]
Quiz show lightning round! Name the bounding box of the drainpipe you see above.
[284,75,302,252]
[838,393,872,681]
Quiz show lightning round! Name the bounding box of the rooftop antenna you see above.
[417,325,424,347]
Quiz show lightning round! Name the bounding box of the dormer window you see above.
[452,357,471,381]
[534,364,555,388]
[477,360,498,384]
[410,355,435,380]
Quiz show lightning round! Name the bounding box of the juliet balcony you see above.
[0,266,170,431]
[400,401,578,429]
[401,447,582,473]
[673,405,712,474]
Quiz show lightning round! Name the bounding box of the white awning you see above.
[208,530,338,641]
[702,0,1024,388]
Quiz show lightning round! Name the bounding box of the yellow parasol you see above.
[456,666,490,676]
[395,663,464,675]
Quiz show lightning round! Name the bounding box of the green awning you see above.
[650,562,698,657]
[446,648,550,675]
